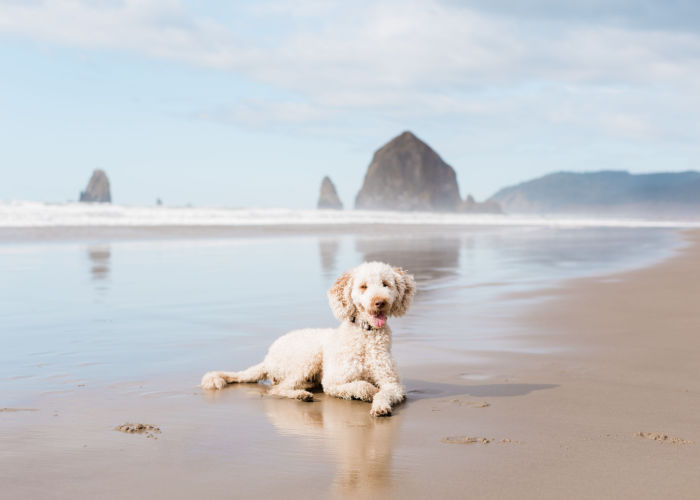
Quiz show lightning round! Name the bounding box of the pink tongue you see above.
[372,314,387,328]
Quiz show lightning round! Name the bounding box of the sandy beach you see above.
[1,227,699,499]
[393,230,700,499]
[6,1,700,497]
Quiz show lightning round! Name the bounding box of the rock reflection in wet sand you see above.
[318,238,341,277]
[86,245,111,281]
[355,235,461,284]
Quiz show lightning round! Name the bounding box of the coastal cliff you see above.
[489,170,700,215]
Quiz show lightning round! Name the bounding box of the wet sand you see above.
[2,230,700,499]
[392,229,700,499]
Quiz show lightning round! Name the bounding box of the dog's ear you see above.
[328,270,356,321]
[390,267,416,317]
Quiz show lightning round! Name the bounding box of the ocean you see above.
[2,200,700,228]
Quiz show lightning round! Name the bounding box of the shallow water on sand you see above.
[0,226,679,406]
[0,225,684,499]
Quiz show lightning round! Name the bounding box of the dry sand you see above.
[2,230,700,499]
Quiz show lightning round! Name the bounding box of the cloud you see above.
[452,0,700,33]
[1,0,699,141]
[195,99,333,127]
[0,0,247,67]
[599,113,653,138]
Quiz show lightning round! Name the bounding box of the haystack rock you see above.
[355,131,461,211]
[460,194,502,214]
[317,176,343,209]
[79,169,111,203]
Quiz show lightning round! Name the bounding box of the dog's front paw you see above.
[201,371,227,390]
[295,390,314,402]
[370,402,392,417]
[351,381,379,402]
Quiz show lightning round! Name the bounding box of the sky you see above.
[1,0,699,208]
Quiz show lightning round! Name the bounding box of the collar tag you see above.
[351,316,377,331]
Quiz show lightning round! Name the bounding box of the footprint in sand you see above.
[444,399,490,408]
[441,436,519,445]
[458,400,490,408]
[635,432,693,445]
[432,399,491,412]
[115,423,161,439]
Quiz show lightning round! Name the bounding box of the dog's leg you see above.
[324,381,379,402]
[369,355,406,416]
[370,382,406,417]
[268,380,314,402]
[231,362,267,382]
[201,363,266,390]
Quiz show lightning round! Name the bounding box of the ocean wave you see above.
[1,201,699,229]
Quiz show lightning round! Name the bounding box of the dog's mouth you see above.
[370,313,387,328]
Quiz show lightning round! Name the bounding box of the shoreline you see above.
[2,203,700,243]
[0,221,693,243]
[0,224,539,243]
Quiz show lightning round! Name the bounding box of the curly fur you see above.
[201,261,416,416]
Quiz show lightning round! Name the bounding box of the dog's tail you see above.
[231,362,267,383]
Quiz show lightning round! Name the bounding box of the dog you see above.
[201,261,416,416]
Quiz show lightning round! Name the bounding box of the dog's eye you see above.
[359,283,367,291]
[382,281,391,288]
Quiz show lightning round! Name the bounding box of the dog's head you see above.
[328,261,416,328]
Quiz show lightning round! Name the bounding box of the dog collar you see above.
[351,316,378,331]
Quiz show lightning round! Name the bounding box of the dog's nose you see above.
[374,299,386,309]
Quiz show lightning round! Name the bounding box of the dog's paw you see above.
[201,372,227,390]
[345,382,379,401]
[295,391,314,402]
[359,383,380,402]
[370,403,392,417]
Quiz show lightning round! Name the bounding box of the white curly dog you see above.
[201,261,416,416]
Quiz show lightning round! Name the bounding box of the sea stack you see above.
[317,176,343,209]
[355,131,461,211]
[79,169,111,203]
[460,194,502,214]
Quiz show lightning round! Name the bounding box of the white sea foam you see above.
[1,200,699,229]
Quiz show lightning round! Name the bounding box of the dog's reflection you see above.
[262,390,401,496]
